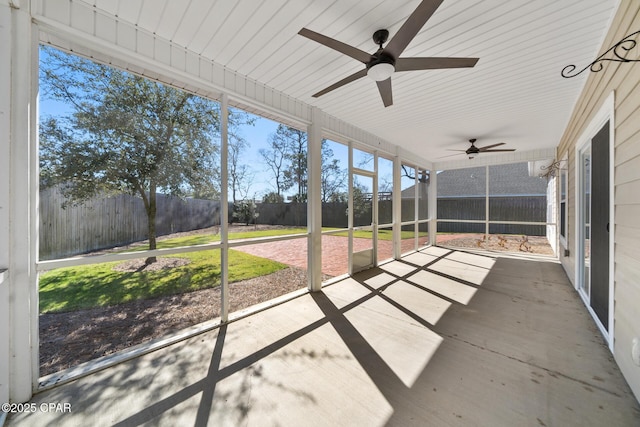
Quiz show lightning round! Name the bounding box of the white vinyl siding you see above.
[557,0,640,401]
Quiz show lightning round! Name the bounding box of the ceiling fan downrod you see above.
[372,29,389,49]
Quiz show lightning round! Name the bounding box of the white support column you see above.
[348,143,354,275]
[429,168,438,246]
[307,108,322,291]
[0,1,13,410]
[220,94,229,321]
[485,165,490,235]
[7,1,36,402]
[392,155,402,259]
[413,164,419,251]
[372,151,379,266]
[29,20,40,393]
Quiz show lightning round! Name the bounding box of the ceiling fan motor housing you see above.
[367,51,396,69]
[466,139,479,158]
[372,29,389,47]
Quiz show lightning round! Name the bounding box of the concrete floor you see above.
[7,247,640,426]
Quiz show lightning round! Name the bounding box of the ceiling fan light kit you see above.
[298,0,478,107]
[367,62,395,81]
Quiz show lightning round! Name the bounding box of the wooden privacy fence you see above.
[40,186,221,260]
[437,196,548,235]
[40,188,547,260]
[255,200,394,228]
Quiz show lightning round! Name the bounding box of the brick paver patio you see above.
[234,234,427,277]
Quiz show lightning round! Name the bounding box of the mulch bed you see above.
[39,266,310,376]
[438,234,554,255]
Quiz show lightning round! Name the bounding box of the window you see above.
[400,164,416,222]
[38,45,225,374]
[377,156,394,226]
[37,46,311,376]
[437,166,486,236]
[353,147,374,172]
[417,168,430,220]
[228,111,309,309]
[437,163,554,254]
[400,163,416,253]
[559,156,568,247]
[417,168,430,247]
[319,138,349,277]
[488,162,547,236]
[377,156,394,262]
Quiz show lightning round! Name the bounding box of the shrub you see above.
[232,199,259,225]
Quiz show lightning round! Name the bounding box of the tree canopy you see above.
[321,140,347,203]
[39,46,250,260]
[259,124,309,201]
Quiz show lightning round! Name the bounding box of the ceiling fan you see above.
[445,139,516,159]
[298,0,479,107]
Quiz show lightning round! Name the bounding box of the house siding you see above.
[557,0,640,400]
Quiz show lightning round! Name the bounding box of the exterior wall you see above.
[0,0,12,412]
[557,0,640,400]
[1,0,38,404]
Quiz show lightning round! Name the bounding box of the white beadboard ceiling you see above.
[61,0,616,162]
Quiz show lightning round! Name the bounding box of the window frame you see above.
[559,154,568,249]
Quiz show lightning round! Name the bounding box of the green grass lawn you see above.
[39,235,291,314]
[119,227,310,250]
[39,226,429,314]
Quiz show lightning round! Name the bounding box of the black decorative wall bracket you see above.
[537,158,567,179]
[562,30,640,78]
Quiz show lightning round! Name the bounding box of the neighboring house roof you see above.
[400,183,428,199]
[436,163,548,197]
[400,162,547,198]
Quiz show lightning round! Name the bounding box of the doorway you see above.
[349,149,378,274]
[577,119,611,338]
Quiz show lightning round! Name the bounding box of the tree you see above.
[379,176,393,194]
[320,140,347,202]
[232,199,258,226]
[348,180,372,226]
[356,152,374,169]
[39,46,248,263]
[402,166,429,205]
[328,192,348,203]
[259,126,292,197]
[260,124,308,202]
[262,192,284,203]
[228,135,253,203]
[281,126,308,202]
[401,165,430,184]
